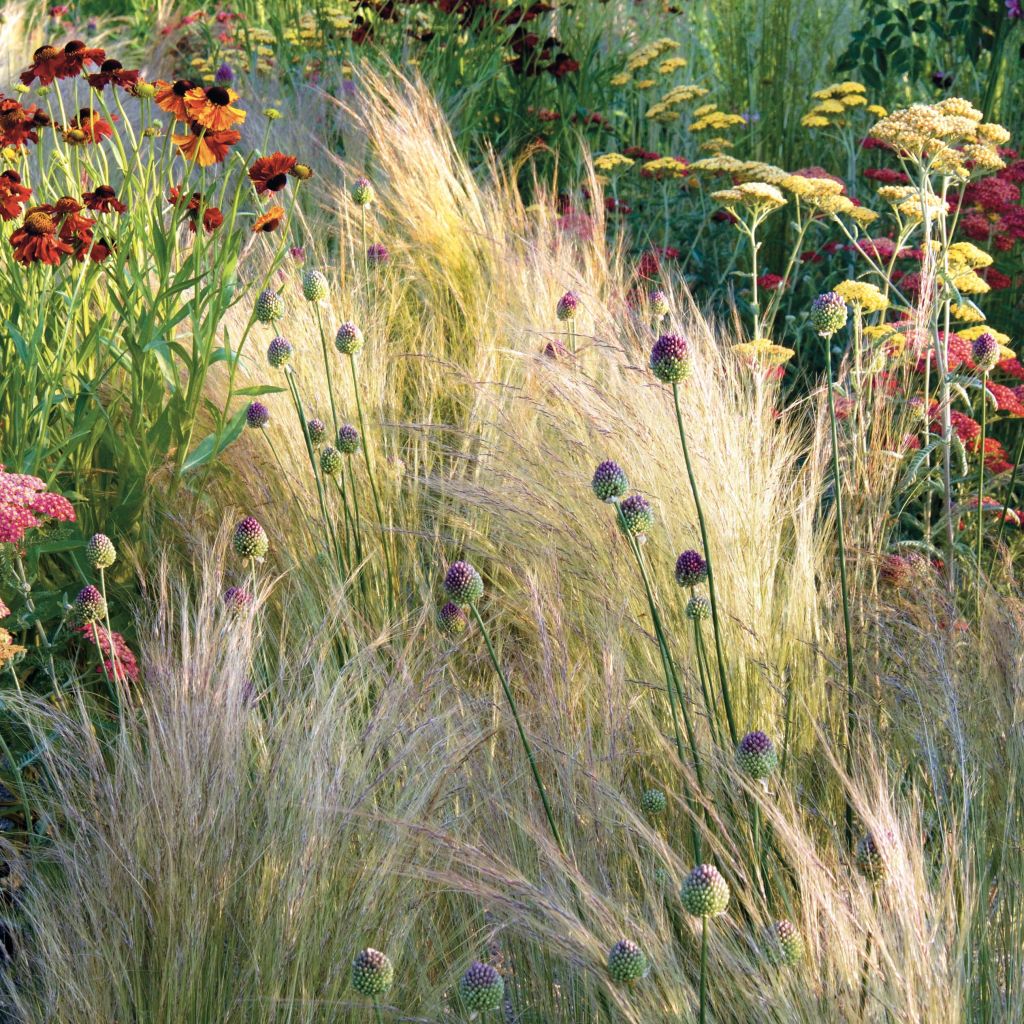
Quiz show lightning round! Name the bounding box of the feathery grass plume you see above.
[85,533,116,571]
[458,961,504,1011]
[607,939,649,984]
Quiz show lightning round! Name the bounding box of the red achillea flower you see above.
[87,58,139,91]
[0,170,31,221]
[184,84,246,131]
[981,267,1012,290]
[800,249,823,263]
[9,206,74,265]
[252,205,284,232]
[863,167,909,185]
[83,184,126,214]
[605,196,632,215]
[941,409,981,445]
[856,236,897,261]
[997,357,1024,381]
[66,109,113,144]
[248,152,296,195]
[0,465,75,543]
[623,146,659,160]
[172,122,240,167]
[756,272,783,290]
[985,382,1024,416]
[536,108,561,122]
[154,79,198,120]
[58,40,106,77]
[960,211,993,242]
[77,623,139,682]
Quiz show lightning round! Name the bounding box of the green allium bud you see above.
[736,731,778,781]
[320,445,343,476]
[337,424,360,454]
[809,292,848,337]
[458,961,504,1012]
[444,561,483,606]
[640,788,667,816]
[74,584,106,624]
[762,919,804,967]
[591,460,628,503]
[267,336,293,368]
[855,831,891,885]
[649,333,691,384]
[437,601,469,637]
[618,494,653,537]
[607,939,649,985]
[351,948,394,996]
[255,289,284,324]
[233,517,269,562]
[685,595,711,621]
[302,268,329,302]
[680,863,730,917]
[351,177,375,207]
[86,533,116,570]
[335,321,364,355]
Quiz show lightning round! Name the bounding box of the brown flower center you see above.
[100,59,122,73]
[206,86,231,106]
[172,80,196,97]
[33,46,60,62]
[267,173,287,191]
[24,210,55,235]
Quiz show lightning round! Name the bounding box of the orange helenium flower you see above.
[248,153,296,195]
[154,79,198,121]
[9,206,74,265]
[184,85,246,131]
[172,122,241,167]
[253,205,285,232]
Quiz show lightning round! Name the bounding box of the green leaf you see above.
[180,407,248,474]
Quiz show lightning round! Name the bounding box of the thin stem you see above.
[315,303,340,439]
[699,915,709,1024]
[976,374,988,623]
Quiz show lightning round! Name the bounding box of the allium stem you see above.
[824,342,857,851]
[692,622,722,748]
[469,603,565,856]
[671,384,738,746]
[976,374,988,623]
[699,915,709,1024]
[315,303,340,439]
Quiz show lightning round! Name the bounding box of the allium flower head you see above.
[246,401,270,429]
[736,730,778,781]
[214,63,234,85]
[367,242,390,266]
[444,560,484,606]
[675,550,707,588]
[233,516,268,562]
[437,601,469,637]
[301,268,328,302]
[351,947,394,996]
[619,494,654,537]
[879,553,912,588]
[337,424,360,454]
[255,288,284,324]
[223,586,253,613]
[640,788,667,816]
[307,418,327,446]
[809,291,848,337]
[458,961,504,1012]
[855,831,892,884]
[763,920,804,966]
[649,289,670,318]
[686,595,711,621]
[320,445,342,476]
[972,332,999,373]
[556,290,579,322]
[607,939,649,984]
[351,177,375,206]
[680,863,730,917]
[85,532,116,570]
[74,584,106,624]
[335,321,364,356]
[591,460,628,503]
[267,336,293,369]
[649,332,692,383]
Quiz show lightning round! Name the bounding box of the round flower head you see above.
[255,288,284,324]
[640,788,667,816]
[649,289,670,319]
[972,332,999,373]
[736,730,778,781]
[649,333,692,384]
[351,947,394,997]
[763,919,804,967]
[686,595,711,621]
[337,424,360,454]
[233,516,269,562]
[351,177,375,207]
[214,63,234,85]
[607,939,649,985]
[335,321,364,356]
[809,291,848,337]
[367,242,390,266]
[680,863,730,917]
[444,560,484,606]
[618,494,654,537]
[855,831,891,885]
[267,336,293,369]
[246,401,270,429]
[85,533,116,570]
[591,460,628,503]
[458,961,504,1012]
[675,550,707,588]
[74,584,106,624]
[307,418,327,446]
[223,586,252,613]
[320,445,343,476]
[556,290,579,322]
[879,553,912,588]
[301,268,328,303]
[437,601,469,637]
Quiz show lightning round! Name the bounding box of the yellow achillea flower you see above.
[610,73,631,86]
[0,629,24,670]
[594,152,635,173]
[850,206,880,227]
[642,156,689,179]
[801,114,831,129]
[836,81,867,94]
[841,93,868,107]
[835,280,888,312]
[736,181,786,207]
[780,175,844,200]
[693,103,717,117]
[658,57,688,74]
[647,108,682,124]
[867,104,888,117]
[815,99,846,114]
[635,79,657,90]
[700,137,734,152]
[689,155,745,174]
[950,302,985,322]
[947,241,993,269]
[732,337,795,367]
[690,111,747,132]
[951,269,990,294]
[661,84,709,105]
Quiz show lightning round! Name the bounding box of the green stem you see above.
[315,303,340,439]
[699,915,708,1024]
[976,374,988,623]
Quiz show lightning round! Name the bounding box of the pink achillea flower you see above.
[77,623,140,682]
[0,466,75,543]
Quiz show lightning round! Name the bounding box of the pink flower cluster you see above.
[0,465,75,543]
[77,623,140,682]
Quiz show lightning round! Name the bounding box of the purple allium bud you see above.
[351,948,394,996]
[289,246,306,262]
[458,961,504,1012]
[607,939,649,984]
[649,289,670,318]
[301,268,328,302]
[556,290,579,322]
[686,595,711,621]
[320,445,342,476]
[74,584,106,624]
[680,863,730,917]
[649,332,692,384]
[337,424,360,454]
[879,553,912,588]
[591,460,628,503]
[335,321,364,355]
[214,62,234,85]
[255,288,284,324]
[736,730,778,780]
[640,788,667,816]
[267,336,293,369]
[367,242,390,266]
[233,517,269,562]
[444,560,483,606]
[972,332,999,373]
[675,550,707,588]
[351,177,375,207]
[763,920,804,966]
[85,533,116,570]
[223,586,252,613]
[246,401,270,429]
[618,494,653,537]
[809,291,848,337]
[437,601,469,637]
[307,418,327,445]
[855,831,892,884]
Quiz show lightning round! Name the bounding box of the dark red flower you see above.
[82,184,126,214]
[9,205,74,265]
[0,170,31,221]
[248,152,297,195]
[87,58,139,91]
